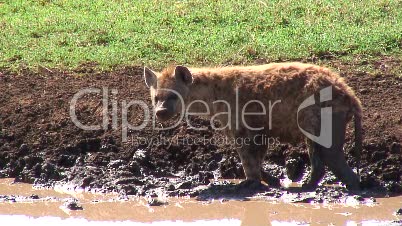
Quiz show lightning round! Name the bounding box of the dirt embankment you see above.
[0,57,401,201]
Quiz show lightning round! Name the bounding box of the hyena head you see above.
[143,65,193,121]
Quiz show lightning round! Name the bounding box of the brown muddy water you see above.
[0,179,401,226]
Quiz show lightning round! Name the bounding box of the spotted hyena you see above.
[143,63,362,190]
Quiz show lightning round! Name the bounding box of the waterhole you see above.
[0,179,401,225]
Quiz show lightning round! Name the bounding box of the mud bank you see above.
[0,57,401,201]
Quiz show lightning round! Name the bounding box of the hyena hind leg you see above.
[319,112,360,191]
[302,139,326,190]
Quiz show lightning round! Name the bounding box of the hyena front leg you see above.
[234,131,269,186]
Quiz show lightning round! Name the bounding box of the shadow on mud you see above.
[196,179,399,204]
[197,181,277,201]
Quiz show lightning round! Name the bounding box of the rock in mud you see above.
[291,196,316,204]
[147,198,167,206]
[175,181,193,190]
[29,194,40,199]
[62,199,83,210]
[353,195,365,202]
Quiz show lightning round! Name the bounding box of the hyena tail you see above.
[354,112,363,178]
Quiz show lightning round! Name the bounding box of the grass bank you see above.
[1,0,401,69]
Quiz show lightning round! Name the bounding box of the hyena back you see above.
[143,63,362,190]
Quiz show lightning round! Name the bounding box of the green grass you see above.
[1,0,402,69]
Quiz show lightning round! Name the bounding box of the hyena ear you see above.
[144,67,157,88]
[175,65,193,85]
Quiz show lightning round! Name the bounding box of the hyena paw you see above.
[238,179,264,190]
[301,182,318,191]
[261,172,281,187]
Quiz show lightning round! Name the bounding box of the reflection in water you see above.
[241,201,268,226]
[0,215,401,226]
[0,215,241,226]
[0,179,401,226]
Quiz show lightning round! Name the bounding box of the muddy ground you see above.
[0,57,401,203]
